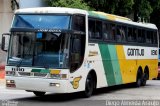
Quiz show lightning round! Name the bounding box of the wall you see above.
[20,0,47,8]
[0,0,47,44]
[0,0,14,42]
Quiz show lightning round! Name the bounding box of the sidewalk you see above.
[0,79,5,86]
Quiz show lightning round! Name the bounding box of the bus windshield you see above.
[12,15,71,29]
[8,32,70,68]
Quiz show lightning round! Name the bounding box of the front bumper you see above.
[6,76,70,93]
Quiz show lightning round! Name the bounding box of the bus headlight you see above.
[6,80,16,88]
[50,83,60,87]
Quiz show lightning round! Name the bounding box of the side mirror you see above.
[1,33,10,52]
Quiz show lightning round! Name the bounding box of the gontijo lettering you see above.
[127,48,144,56]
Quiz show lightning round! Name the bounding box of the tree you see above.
[84,0,118,14]
[115,0,134,16]
[150,0,160,28]
[46,0,160,26]
[133,0,153,22]
[84,0,135,17]
[46,0,93,10]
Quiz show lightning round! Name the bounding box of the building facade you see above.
[0,0,47,43]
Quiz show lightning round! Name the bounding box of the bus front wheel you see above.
[33,91,46,96]
[84,73,94,98]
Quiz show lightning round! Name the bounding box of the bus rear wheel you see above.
[84,73,94,98]
[33,91,46,96]
[141,73,148,86]
[135,71,143,87]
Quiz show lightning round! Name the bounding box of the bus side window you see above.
[103,23,109,40]
[88,19,102,39]
[116,26,127,42]
[127,27,133,41]
[141,29,146,43]
[116,25,122,42]
[88,20,95,39]
[111,24,116,40]
[133,28,137,42]
[121,26,127,42]
[95,21,102,39]
[151,31,154,44]
[146,31,152,43]
[153,31,158,44]
[137,29,145,43]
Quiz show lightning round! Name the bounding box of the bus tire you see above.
[33,91,46,96]
[135,70,142,87]
[84,73,94,98]
[141,72,148,86]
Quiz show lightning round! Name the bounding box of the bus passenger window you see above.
[138,29,145,43]
[127,27,133,41]
[111,24,116,40]
[88,19,102,39]
[141,29,145,43]
[89,20,95,39]
[103,23,109,40]
[146,31,152,43]
[149,31,155,44]
[133,28,137,41]
[153,31,158,44]
[116,26,122,42]
[95,21,102,39]
[116,25,127,42]
[120,26,127,42]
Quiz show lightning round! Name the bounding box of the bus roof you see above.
[88,11,157,30]
[15,7,157,30]
[15,7,87,15]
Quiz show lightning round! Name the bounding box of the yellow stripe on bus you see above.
[116,45,158,84]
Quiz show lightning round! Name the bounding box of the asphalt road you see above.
[1,80,160,106]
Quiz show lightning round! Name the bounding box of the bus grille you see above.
[18,72,47,77]
[18,72,31,76]
[34,72,47,77]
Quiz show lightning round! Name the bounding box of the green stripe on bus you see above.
[99,44,122,86]
[40,69,50,73]
[31,69,49,73]
[107,45,122,85]
[99,44,115,86]
[31,69,41,72]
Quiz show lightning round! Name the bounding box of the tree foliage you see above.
[46,0,92,10]
[115,0,134,16]
[46,0,160,28]
[133,0,153,22]
[84,0,118,14]
[150,0,160,28]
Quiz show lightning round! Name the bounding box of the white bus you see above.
[1,7,158,97]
